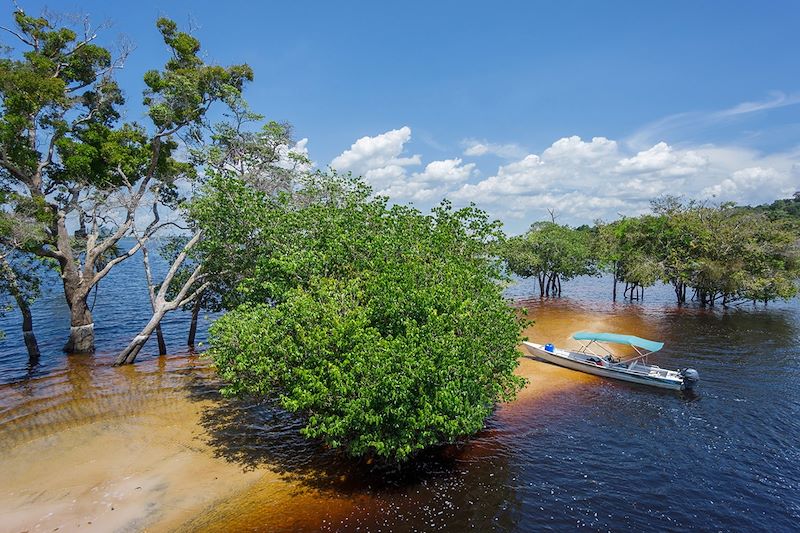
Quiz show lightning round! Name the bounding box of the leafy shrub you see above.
[207,178,525,461]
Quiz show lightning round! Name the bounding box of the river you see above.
[0,263,798,531]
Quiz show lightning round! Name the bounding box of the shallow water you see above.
[1,273,799,531]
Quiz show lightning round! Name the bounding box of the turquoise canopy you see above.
[572,331,664,353]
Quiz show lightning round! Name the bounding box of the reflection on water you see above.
[1,276,799,531]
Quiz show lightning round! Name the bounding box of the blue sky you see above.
[3,1,799,232]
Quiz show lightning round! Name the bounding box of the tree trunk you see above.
[188,292,203,349]
[612,265,618,302]
[140,244,168,356]
[114,231,206,365]
[53,210,95,353]
[0,255,40,360]
[155,324,167,355]
[63,294,94,353]
[556,275,561,296]
[20,300,39,360]
[116,307,167,365]
[538,274,545,297]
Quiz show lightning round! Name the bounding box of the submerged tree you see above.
[206,173,526,462]
[0,246,42,358]
[502,221,595,297]
[0,10,251,352]
[595,217,662,301]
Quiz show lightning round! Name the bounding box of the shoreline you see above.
[0,300,653,531]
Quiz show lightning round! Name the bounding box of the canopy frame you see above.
[571,331,664,364]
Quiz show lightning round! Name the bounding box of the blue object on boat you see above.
[544,343,555,352]
[571,331,664,353]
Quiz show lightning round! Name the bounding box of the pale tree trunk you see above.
[64,294,94,353]
[115,231,206,365]
[116,307,169,365]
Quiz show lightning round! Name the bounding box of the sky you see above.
[3,0,799,233]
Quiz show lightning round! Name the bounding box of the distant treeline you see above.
[501,194,800,306]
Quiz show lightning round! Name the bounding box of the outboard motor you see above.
[680,368,700,389]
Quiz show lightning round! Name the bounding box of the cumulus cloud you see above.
[412,158,477,183]
[332,124,799,233]
[377,158,478,202]
[451,136,800,230]
[330,126,421,188]
[700,166,794,202]
[615,142,707,177]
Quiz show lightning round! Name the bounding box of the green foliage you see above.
[204,173,525,462]
[501,221,596,296]
[143,18,253,136]
[594,197,800,305]
[751,192,800,223]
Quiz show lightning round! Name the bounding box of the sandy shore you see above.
[0,393,271,532]
[0,300,649,532]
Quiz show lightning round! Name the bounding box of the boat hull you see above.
[522,342,686,390]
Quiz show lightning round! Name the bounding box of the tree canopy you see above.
[594,198,799,305]
[501,221,595,297]
[204,173,526,462]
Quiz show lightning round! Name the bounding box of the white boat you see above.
[522,331,699,391]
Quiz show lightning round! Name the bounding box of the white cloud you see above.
[412,158,476,183]
[615,142,708,177]
[330,126,421,188]
[462,139,526,159]
[331,103,800,233]
[451,136,800,231]
[542,136,618,162]
[376,158,477,202]
[700,166,794,202]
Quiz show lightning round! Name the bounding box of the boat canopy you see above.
[572,331,664,353]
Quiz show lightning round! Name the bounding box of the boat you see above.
[522,331,699,390]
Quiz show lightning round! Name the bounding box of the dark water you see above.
[1,268,799,531]
[0,239,212,384]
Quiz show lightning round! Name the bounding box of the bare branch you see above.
[0,25,34,47]
[90,239,143,286]
[176,280,210,308]
[157,230,203,301]
[167,262,204,309]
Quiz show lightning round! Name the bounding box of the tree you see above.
[502,221,595,297]
[640,197,798,306]
[0,10,252,352]
[0,246,42,358]
[205,173,526,462]
[0,187,46,357]
[595,217,662,301]
[114,103,309,365]
[114,230,207,365]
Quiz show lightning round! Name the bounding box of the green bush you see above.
[207,177,525,461]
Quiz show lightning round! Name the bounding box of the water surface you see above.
[0,273,798,531]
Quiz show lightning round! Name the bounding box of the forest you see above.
[502,195,800,305]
